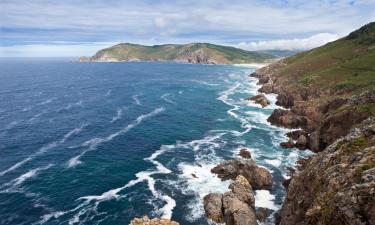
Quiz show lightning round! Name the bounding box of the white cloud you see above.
[154,17,168,28]
[235,33,342,51]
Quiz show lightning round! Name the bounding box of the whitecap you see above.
[161,93,176,105]
[0,125,86,176]
[132,94,142,105]
[254,190,279,211]
[110,108,123,123]
[264,159,282,167]
[67,107,165,168]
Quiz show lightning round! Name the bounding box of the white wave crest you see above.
[0,164,54,193]
[0,125,86,176]
[67,107,165,168]
[161,93,176,105]
[132,94,142,105]
[255,190,279,211]
[110,108,124,123]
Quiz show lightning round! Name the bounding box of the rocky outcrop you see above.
[239,148,252,159]
[278,118,375,225]
[204,175,258,225]
[129,216,179,225]
[246,94,270,108]
[211,159,273,189]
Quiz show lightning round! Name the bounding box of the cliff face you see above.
[252,22,375,225]
[279,118,375,225]
[79,43,275,64]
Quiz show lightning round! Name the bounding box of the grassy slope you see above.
[277,22,375,115]
[93,43,274,63]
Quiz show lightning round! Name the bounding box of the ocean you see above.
[0,59,311,225]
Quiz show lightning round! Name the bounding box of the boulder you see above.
[267,109,308,129]
[211,159,273,189]
[256,207,269,222]
[280,139,294,148]
[223,193,258,225]
[295,135,308,150]
[239,149,252,159]
[229,175,255,207]
[247,94,270,108]
[203,193,224,223]
[286,130,308,140]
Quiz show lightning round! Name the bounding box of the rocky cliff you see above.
[251,22,375,225]
[79,43,275,64]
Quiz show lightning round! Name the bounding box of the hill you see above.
[251,22,375,225]
[79,43,276,64]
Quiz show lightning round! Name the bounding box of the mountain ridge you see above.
[79,42,276,64]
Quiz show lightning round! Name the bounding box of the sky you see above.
[0,0,374,57]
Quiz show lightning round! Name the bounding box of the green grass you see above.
[92,43,275,64]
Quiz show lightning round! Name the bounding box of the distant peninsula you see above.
[79,43,276,64]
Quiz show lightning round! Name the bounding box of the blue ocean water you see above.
[0,59,310,225]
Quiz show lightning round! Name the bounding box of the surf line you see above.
[0,124,87,176]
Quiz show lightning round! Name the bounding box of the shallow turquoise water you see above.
[0,60,310,225]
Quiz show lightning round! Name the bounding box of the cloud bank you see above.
[236,33,342,51]
[0,0,374,56]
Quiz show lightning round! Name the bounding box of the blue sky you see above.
[1,0,374,56]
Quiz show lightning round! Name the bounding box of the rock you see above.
[258,83,274,93]
[295,135,308,150]
[229,175,255,207]
[256,207,269,222]
[286,130,308,140]
[308,131,320,152]
[278,118,375,225]
[239,149,252,159]
[191,173,198,178]
[222,193,258,225]
[247,94,270,108]
[280,139,294,148]
[211,159,273,189]
[282,178,291,189]
[203,193,224,223]
[267,109,308,129]
[129,215,179,225]
[204,175,258,225]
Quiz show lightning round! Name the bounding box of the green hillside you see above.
[80,43,275,64]
[280,22,375,95]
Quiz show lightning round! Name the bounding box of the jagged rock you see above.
[203,193,224,223]
[295,135,308,150]
[279,118,375,225]
[267,109,308,129]
[308,131,320,152]
[222,192,258,225]
[129,215,179,225]
[286,130,308,140]
[258,83,274,93]
[229,175,255,207]
[280,139,294,148]
[276,92,294,108]
[282,178,291,189]
[256,207,269,222]
[247,94,270,108]
[204,175,258,225]
[211,159,272,189]
[239,149,252,159]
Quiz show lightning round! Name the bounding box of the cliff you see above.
[79,43,275,64]
[252,22,375,225]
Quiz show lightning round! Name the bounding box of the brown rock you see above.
[280,139,294,148]
[247,94,270,108]
[239,149,252,159]
[229,175,255,207]
[256,207,269,222]
[222,192,258,225]
[211,159,273,189]
[295,135,308,150]
[203,193,224,223]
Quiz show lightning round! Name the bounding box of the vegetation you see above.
[87,43,276,64]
